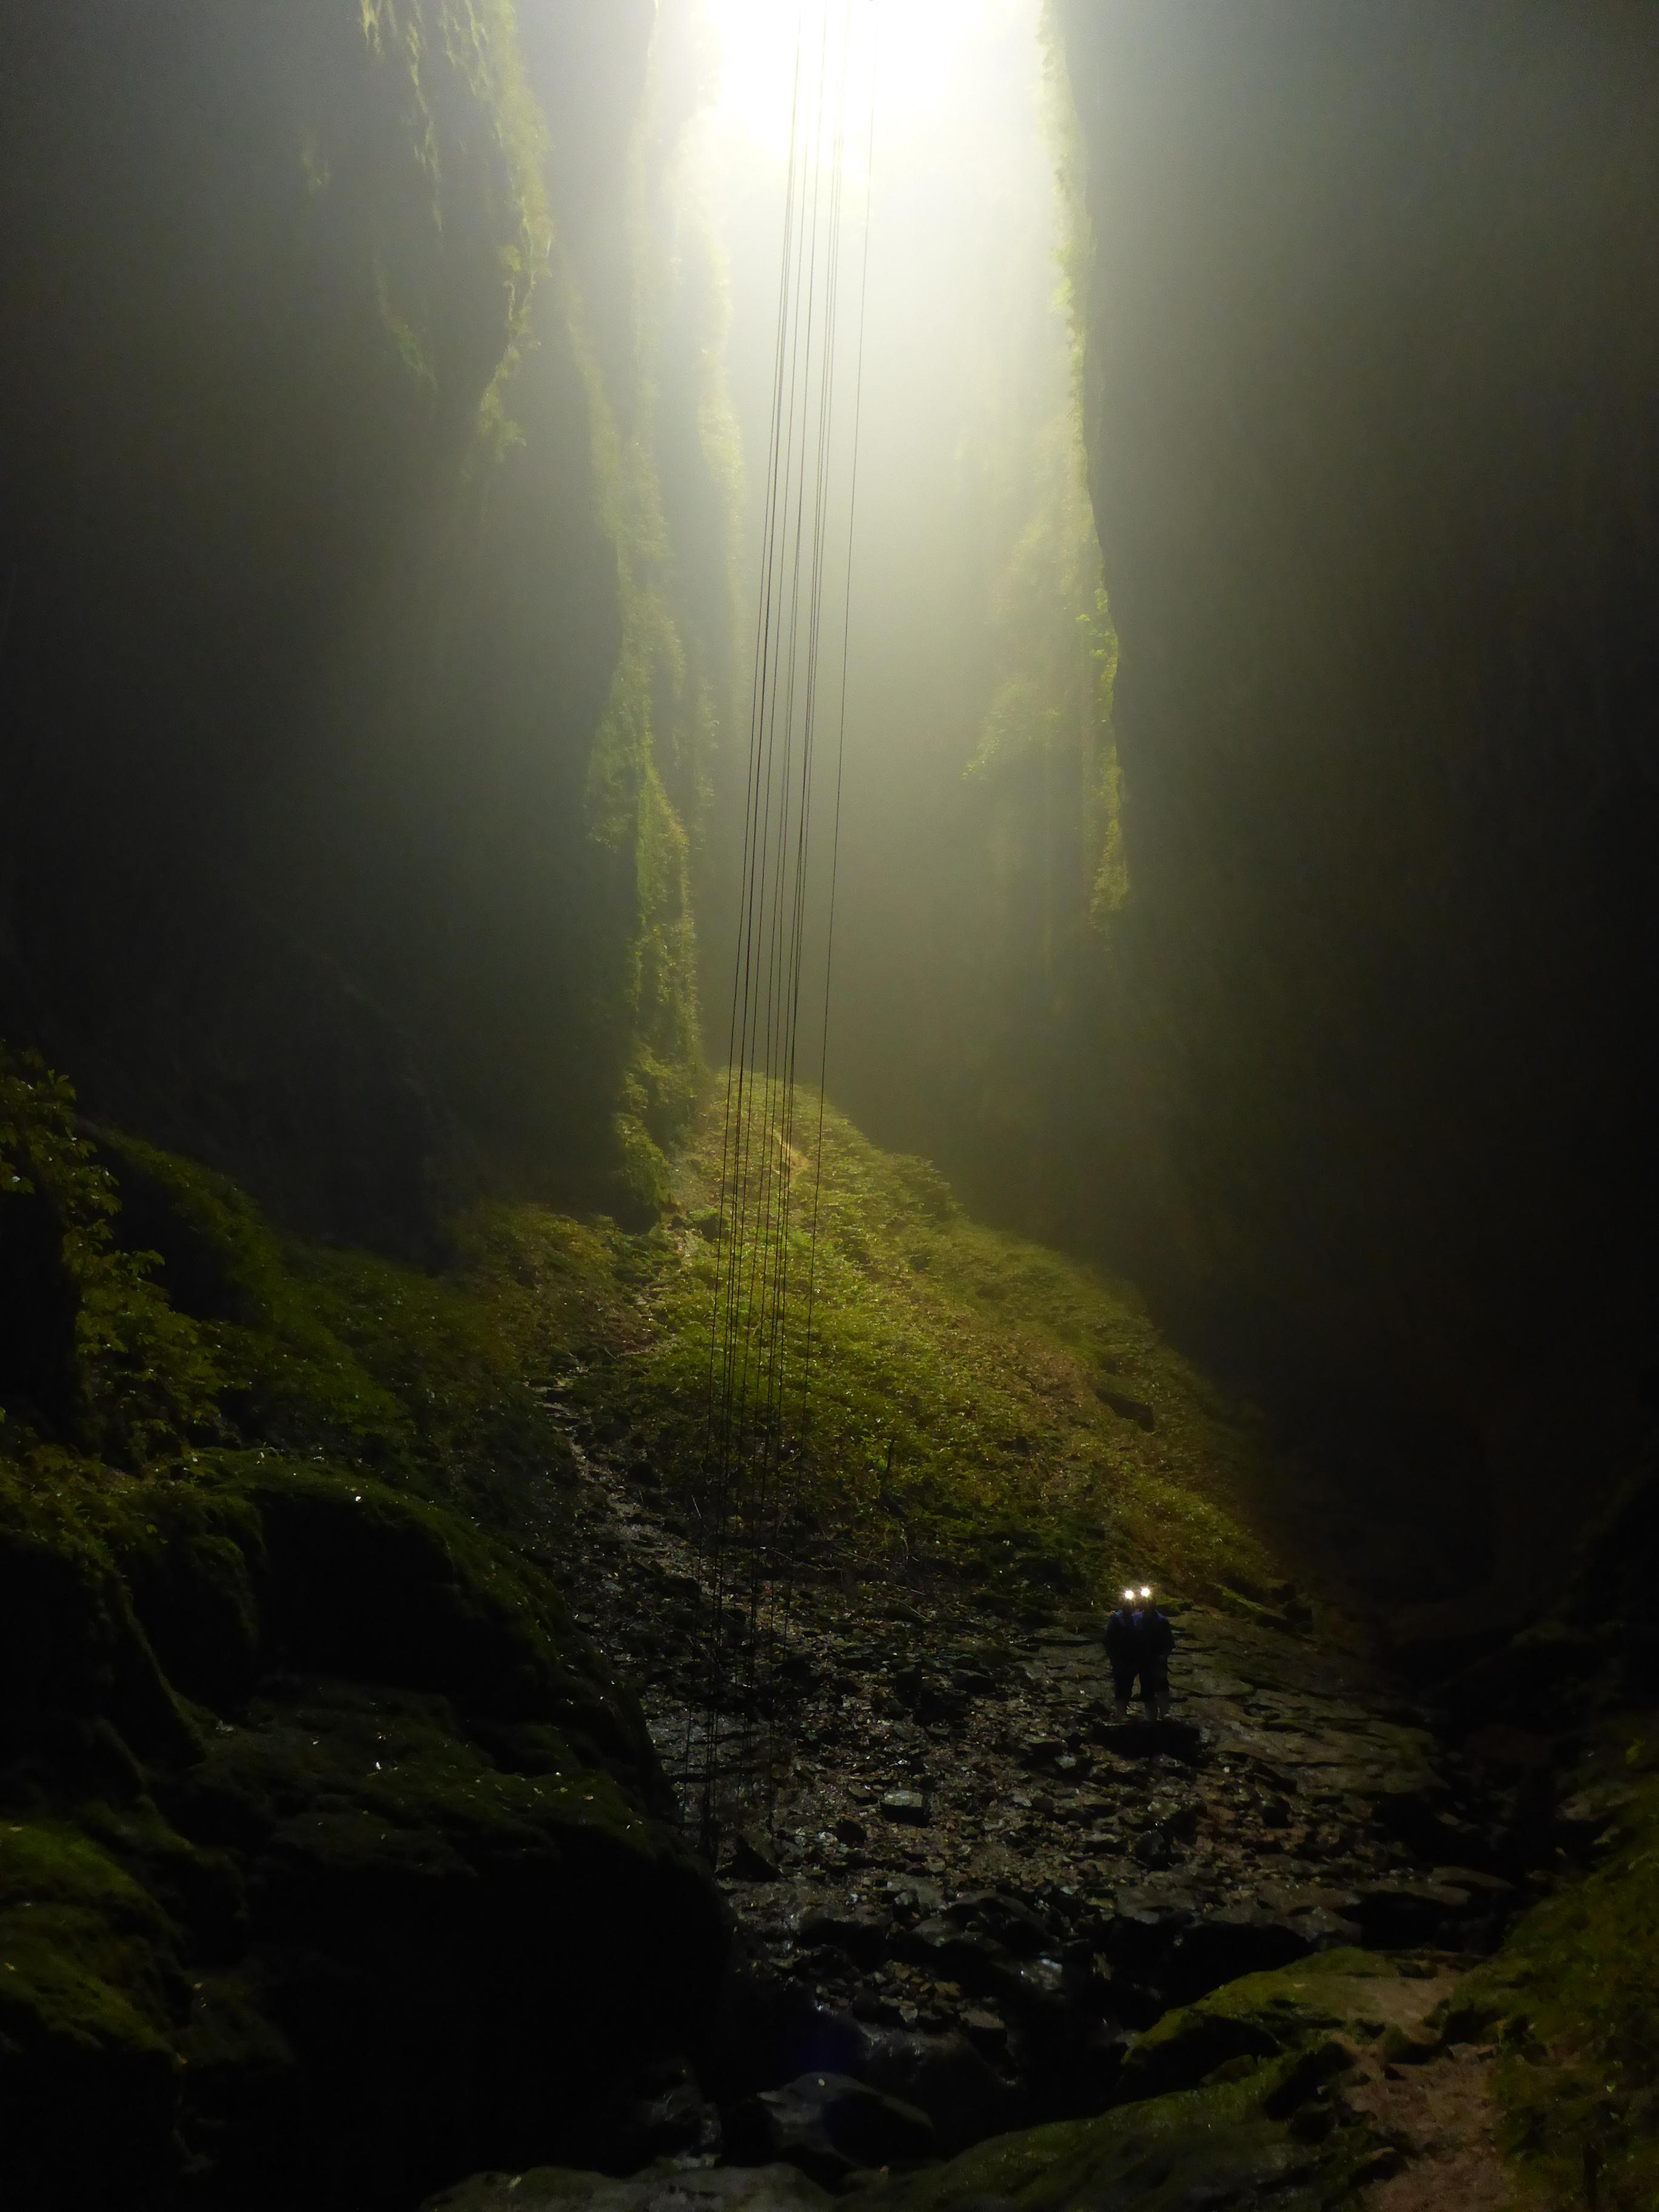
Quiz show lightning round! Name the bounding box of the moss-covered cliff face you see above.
[0,1,729,1246]
[0,1049,729,2211]
[1052,2,1659,1601]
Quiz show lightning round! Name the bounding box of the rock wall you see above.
[0,1463,727,2211]
[0,1,728,1244]
[1053,1,1659,1598]
[0,1057,729,2211]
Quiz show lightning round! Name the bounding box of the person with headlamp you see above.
[1105,1582,1175,1721]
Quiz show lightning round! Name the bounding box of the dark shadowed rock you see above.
[1164,1907,1320,2000]
[728,1831,783,1884]
[1350,1879,1475,1946]
[723,2071,936,2187]
[706,1950,866,2100]
[942,1892,1052,1957]
[795,1903,893,1966]
[424,2163,834,2212]
[602,2057,723,2173]
[851,2026,1027,2154]
[1093,1720,1204,1760]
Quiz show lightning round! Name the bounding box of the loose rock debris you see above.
[528,1401,1524,2165]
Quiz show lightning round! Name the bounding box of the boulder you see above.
[794,1903,894,1967]
[728,1831,783,1884]
[602,2058,723,2172]
[941,1892,1053,1957]
[850,2025,1026,2154]
[879,1792,930,1826]
[723,2072,936,2187]
[1350,1879,1474,1946]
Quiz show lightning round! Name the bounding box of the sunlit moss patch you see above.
[458,1082,1284,1609]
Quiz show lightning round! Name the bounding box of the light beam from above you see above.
[703,0,1019,163]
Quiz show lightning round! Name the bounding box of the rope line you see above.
[688,0,877,1857]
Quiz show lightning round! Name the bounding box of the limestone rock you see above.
[880,1792,929,1826]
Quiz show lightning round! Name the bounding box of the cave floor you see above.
[521,1396,1528,2174]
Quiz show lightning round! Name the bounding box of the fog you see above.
[688,0,1111,1224]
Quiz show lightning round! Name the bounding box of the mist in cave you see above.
[1,4,1658,2208]
[691,0,1113,1235]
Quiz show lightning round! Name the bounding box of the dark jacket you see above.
[1134,1607,1174,1661]
[1105,1607,1139,1666]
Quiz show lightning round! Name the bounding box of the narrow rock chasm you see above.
[1,3,1657,2210]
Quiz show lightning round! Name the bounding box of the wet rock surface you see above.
[521,1408,1523,2186]
[426,1948,1510,2212]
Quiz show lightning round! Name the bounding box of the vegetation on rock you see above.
[461,1081,1284,1610]
[0,1054,725,2211]
[1449,1760,1659,2208]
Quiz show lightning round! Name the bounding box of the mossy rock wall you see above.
[0,0,728,1244]
[0,1461,726,2212]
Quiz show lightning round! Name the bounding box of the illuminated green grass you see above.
[463,1083,1284,1608]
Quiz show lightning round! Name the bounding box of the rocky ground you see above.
[499,1397,1535,2199]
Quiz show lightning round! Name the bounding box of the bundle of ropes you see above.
[687,0,876,1857]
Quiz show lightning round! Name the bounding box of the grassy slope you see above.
[2,1057,1287,1694]
[460,1088,1287,1612]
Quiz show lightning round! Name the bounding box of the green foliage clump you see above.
[0,1051,219,1469]
[97,1131,561,1507]
[0,1045,565,1506]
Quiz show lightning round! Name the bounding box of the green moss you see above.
[8,1042,1285,1624]
[575,307,706,1217]
[1114,1949,1397,2103]
[0,1353,720,2199]
[355,0,551,423]
[175,1680,659,1877]
[860,2046,1371,2212]
[0,1051,220,1468]
[850,1950,1460,2212]
[463,1083,1282,1605]
[95,1130,561,1504]
[0,1818,182,2052]
[1450,1775,1659,2208]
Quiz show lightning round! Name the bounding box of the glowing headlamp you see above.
[1122,1588,1135,1603]
[1140,1585,1152,1598]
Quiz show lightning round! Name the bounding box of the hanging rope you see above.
[687,0,876,1857]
